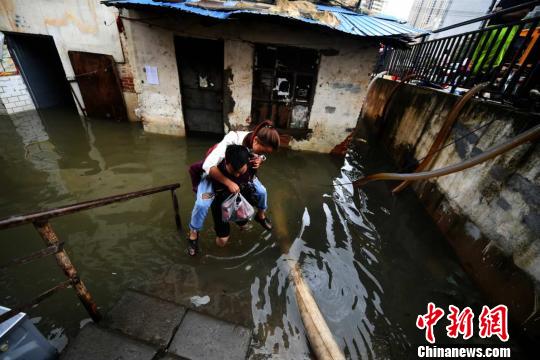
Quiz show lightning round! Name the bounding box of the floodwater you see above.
[0,108,529,358]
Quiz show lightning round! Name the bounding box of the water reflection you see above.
[0,108,508,358]
[249,154,410,359]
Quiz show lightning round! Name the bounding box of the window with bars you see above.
[251,44,319,132]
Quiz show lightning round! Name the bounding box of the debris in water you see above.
[48,327,68,353]
[80,318,93,329]
[190,295,210,307]
[245,265,252,271]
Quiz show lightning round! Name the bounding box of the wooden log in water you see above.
[272,189,345,360]
[290,261,345,360]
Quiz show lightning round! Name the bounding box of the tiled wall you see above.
[0,75,36,115]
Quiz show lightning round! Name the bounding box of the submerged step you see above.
[61,323,157,360]
[168,311,252,360]
[105,289,187,347]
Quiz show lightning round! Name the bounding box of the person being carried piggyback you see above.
[210,145,257,247]
[187,120,280,256]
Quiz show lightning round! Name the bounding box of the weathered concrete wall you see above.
[360,78,540,333]
[224,39,254,131]
[0,0,135,117]
[293,45,376,152]
[123,18,184,135]
[121,11,378,151]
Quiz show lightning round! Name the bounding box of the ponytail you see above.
[249,120,280,150]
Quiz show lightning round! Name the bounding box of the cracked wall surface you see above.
[360,78,540,333]
[120,11,378,151]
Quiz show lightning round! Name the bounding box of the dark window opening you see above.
[251,44,319,132]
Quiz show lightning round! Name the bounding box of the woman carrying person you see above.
[187,120,280,256]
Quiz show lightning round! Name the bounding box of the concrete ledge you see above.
[105,290,187,347]
[169,311,252,360]
[61,323,158,360]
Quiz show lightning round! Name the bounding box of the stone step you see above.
[168,311,252,360]
[62,290,252,360]
[61,323,158,360]
[105,290,186,347]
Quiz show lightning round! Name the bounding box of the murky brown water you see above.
[0,108,528,358]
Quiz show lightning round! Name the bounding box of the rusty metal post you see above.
[33,221,101,322]
[171,189,182,232]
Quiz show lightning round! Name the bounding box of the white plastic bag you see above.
[221,193,255,223]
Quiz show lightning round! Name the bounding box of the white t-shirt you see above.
[202,131,250,175]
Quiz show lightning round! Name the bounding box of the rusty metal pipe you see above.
[354,124,540,187]
[0,183,180,230]
[0,243,63,271]
[392,82,490,194]
[171,189,182,231]
[34,221,101,322]
[0,280,73,324]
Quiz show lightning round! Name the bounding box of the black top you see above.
[212,159,256,192]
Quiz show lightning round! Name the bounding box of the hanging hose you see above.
[378,73,418,120]
[392,82,490,194]
[354,124,540,187]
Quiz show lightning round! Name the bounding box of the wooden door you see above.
[175,37,224,135]
[68,51,127,121]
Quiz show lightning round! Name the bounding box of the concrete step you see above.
[62,290,252,360]
[168,311,252,360]
[61,323,158,360]
[105,290,186,347]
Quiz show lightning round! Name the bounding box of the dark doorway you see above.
[68,51,127,121]
[6,33,74,109]
[175,37,224,135]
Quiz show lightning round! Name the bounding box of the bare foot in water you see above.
[216,236,229,247]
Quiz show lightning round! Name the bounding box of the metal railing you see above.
[0,183,182,324]
[380,11,540,105]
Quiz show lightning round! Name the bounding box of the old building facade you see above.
[1,0,419,152]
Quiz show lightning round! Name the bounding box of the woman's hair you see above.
[251,120,280,150]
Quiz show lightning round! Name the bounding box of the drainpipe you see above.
[391,82,489,194]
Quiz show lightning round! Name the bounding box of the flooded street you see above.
[0,108,526,358]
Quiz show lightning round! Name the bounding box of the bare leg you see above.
[216,236,230,247]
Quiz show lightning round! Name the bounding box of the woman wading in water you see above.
[187,120,280,256]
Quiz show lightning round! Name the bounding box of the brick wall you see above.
[0,75,36,115]
[118,62,135,93]
[117,23,136,94]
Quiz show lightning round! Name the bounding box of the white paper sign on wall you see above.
[144,65,159,85]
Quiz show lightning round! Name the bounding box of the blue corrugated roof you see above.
[103,0,425,37]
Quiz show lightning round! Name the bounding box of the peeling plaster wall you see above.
[291,45,377,152]
[0,0,124,115]
[364,79,540,281]
[360,78,540,329]
[123,17,184,135]
[120,12,378,149]
[224,39,254,131]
